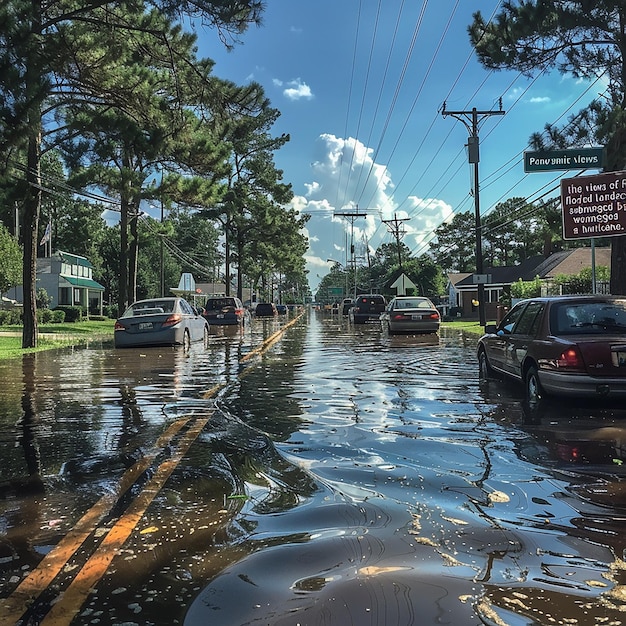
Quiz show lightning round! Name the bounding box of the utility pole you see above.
[442,101,505,328]
[382,213,410,269]
[334,207,366,299]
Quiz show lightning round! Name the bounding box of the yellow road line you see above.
[0,418,190,626]
[240,314,303,363]
[1,315,303,624]
[39,417,210,626]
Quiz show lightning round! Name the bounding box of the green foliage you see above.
[0,309,22,325]
[0,224,22,294]
[552,266,610,295]
[510,276,542,300]
[36,288,51,309]
[54,306,82,322]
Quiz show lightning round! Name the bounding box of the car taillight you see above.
[114,321,125,331]
[556,347,585,370]
[428,312,440,320]
[162,314,182,328]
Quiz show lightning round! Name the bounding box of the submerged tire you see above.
[525,365,544,404]
[478,348,494,379]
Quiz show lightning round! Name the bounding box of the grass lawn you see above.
[441,319,485,338]
[0,319,114,360]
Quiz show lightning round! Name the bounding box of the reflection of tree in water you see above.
[4,354,44,495]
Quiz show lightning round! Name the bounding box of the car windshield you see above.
[552,300,626,334]
[124,300,175,317]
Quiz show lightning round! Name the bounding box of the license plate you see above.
[613,351,626,367]
[411,314,422,320]
[138,322,153,331]
[217,314,224,318]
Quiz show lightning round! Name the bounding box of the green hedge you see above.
[0,309,22,325]
[53,306,83,322]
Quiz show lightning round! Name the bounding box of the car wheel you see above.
[478,348,493,379]
[525,365,544,404]
[182,329,191,352]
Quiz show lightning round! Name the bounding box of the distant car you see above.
[254,302,278,317]
[114,297,208,349]
[276,304,288,315]
[382,296,440,334]
[202,296,246,326]
[341,298,354,316]
[477,295,626,403]
[349,294,387,324]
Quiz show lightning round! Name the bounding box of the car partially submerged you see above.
[477,295,626,403]
[382,296,440,334]
[114,297,208,349]
[202,296,246,326]
[349,294,387,324]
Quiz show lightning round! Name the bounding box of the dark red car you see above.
[477,295,626,403]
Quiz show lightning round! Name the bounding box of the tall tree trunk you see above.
[22,131,41,348]
[119,196,129,316]
[129,203,139,304]
[22,0,43,348]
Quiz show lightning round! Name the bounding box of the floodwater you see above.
[1,310,626,625]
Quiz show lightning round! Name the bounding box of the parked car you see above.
[114,297,208,349]
[202,296,246,326]
[276,304,288,315]
[382,296,440,334]
[254,302,278,317]
[349,294,387,324]
[477,295,626,403]
[341,298,354,316]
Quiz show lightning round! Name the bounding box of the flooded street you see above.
[2,310,626,625]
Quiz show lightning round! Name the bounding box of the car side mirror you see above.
[484,324,497,334]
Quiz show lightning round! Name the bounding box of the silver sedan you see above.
[382,296,441,335]
[114,297,208,349]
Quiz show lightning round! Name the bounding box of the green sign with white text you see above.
[524,147,605,172]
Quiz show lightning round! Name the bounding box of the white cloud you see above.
[281,78,313,101]
[297,134,452,291]
[528,96,551,104]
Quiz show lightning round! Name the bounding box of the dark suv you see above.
[202,296,246,326]
[349,294,387,324]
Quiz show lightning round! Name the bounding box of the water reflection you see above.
[4,316,626,624]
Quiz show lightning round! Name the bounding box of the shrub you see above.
[54,306,82,322]
[50,309,65,323]
[0,309,21,325]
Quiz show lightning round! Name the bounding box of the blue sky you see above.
[197,1,603,293]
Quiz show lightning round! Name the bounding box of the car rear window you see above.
[125,300,175,316]
[205,298,235,310]
[552,300,626,334]
[359,296,384,305]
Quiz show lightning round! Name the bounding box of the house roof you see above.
[447,272,472,287]
[537,246,610,277]
[60,276,104,290]
[58,251,93,268]
[455,255,546,289]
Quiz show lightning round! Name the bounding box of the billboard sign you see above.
[560,171,626,240]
